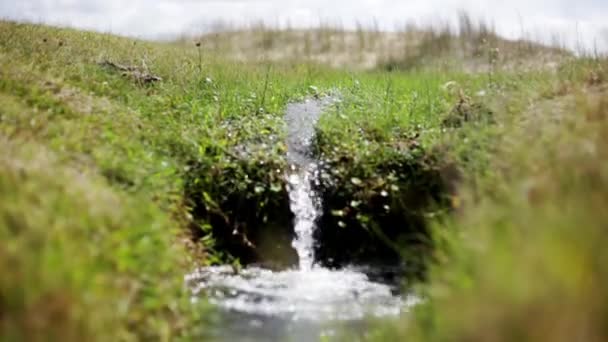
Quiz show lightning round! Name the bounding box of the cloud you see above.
[1,0,606,51]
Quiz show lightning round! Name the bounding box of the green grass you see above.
[1,19,607,341]
[364,59,608,341]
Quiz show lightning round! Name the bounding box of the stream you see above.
[186,97,418,341]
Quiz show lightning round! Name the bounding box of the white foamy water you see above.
[284,98,329,271]
[187,265,416,322]
[287,165,319,271]
[186,97,416,340]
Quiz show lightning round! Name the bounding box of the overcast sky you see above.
[2,0,607,51]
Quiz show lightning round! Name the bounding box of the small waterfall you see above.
[186,96,414,341]
[284,98,329,271]
[287,166,319,271]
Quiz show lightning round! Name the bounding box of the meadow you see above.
[0,18,607,341]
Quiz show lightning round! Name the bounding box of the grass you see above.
[362,58,608,341]
[1,18,607,341]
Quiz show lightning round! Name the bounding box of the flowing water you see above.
[186,97,417,341]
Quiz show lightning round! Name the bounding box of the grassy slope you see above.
[0,22,210,341]
[1,20,607,341]
[366,62,608,340]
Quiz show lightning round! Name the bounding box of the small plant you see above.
[195,40,203,74]
[488,46,500,85]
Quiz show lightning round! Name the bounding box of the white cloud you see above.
[1,0,606,51]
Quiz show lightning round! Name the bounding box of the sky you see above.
[2,0,607,52]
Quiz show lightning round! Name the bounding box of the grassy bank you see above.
[1,19,607,341]
[363,60,608,340]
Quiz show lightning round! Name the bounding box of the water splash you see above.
[187,265,414,321]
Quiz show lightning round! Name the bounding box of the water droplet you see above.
[270,183,282,193]
[288,174,300,185]
[331,210,345,217]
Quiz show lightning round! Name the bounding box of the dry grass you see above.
[181,15,570,71]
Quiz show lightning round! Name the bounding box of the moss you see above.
[442,96,494,128]
[313,128,454,279]
[184,150,297,268]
